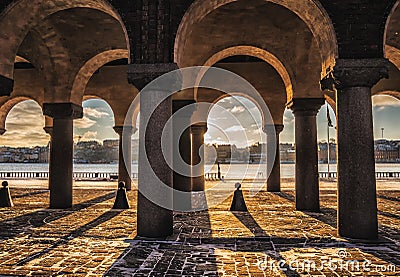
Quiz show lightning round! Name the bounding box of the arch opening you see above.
[175,0,337,74]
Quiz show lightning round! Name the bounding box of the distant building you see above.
[318,142,337,163]
[374,139,400,163]
[280,143,295,163]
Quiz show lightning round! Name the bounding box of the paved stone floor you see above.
[0,180,399,276]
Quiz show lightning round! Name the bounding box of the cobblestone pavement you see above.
[0,180,399,276]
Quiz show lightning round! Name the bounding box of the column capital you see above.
[128,63,181,91]
[263,124,284,135]
[287,98,325,116]
[321,58,390,91]
[43,126,53,136]
[191,123,208,135]
[113,125,136,136]
[0,75,13,96]
[43,103,83,119]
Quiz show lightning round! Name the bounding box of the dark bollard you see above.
[112,181,130,209]
[230,183,247,212]
[0,181,13,208]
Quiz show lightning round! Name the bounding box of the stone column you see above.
[191,123,208,191]
[43,103,83,209]
[288,98,324,212]
[172,100,195,211]
[264,124,284,192]
[129,63,179,239]
[323,59,389,239]
[43,126,53,190]
[113,126,135,191]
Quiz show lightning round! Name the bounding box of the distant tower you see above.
[381,128,384,139]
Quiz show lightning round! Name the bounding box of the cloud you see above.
[84,107,110,118]
[230,106,246,114]
[224,125,246,133]
[0,101,49,147]
[74,117,97,129]
[79,131,99,142]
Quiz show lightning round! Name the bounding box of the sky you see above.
[0,95,399,148]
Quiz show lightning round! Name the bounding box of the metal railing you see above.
[0,171,399,181]
[319,172,400,180]
[0,172,139,180]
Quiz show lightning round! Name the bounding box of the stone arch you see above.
[0,96,43,132]
[385,45,400,71]
[372,90,400,101]
[71,49,129,105]
[194,46,293,102]
[0,0,130,82]
[174,0,337,73]
[324,94,336,114]
[384,0,400,57]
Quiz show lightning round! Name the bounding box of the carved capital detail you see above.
[128,63,180,91]
[287,98,325,116]
[43,103,83,120]
[263,124,284,135]
[321,59,390,91]
[113,126,135,137]
[191,123,208,135]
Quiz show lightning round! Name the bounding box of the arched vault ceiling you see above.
[44,8,127,66]
[176,0,324,98]
[0,0,128,80]
[15,8,128,103]
[175,0,337,73]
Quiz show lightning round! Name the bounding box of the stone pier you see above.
[113,126,135,191]
[332,59,390,239]
[288,98,324,212]
[43,103,83,209]
[264,124,284,192]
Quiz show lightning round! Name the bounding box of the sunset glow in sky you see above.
[0,95,399,148]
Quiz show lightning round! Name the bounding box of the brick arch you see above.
[195,46,293,102]
[174,0,337,73]
[385,45,400,70]
[71,49,129,105]
[324,94,336,114]
[384,0,400,56]
[0,96,43,132]
[0,0,129,84]
[372,90,400,101]
[32,19,72,103]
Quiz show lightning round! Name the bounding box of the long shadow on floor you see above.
[106,189,400,276]
[274,190,400,269]
[377,192,399,203]
[12,189,48,199]
[16,209,123,266]
[0,191,116,239]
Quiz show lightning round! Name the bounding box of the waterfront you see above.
[0,181,399,276]
[1,163,400,179]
